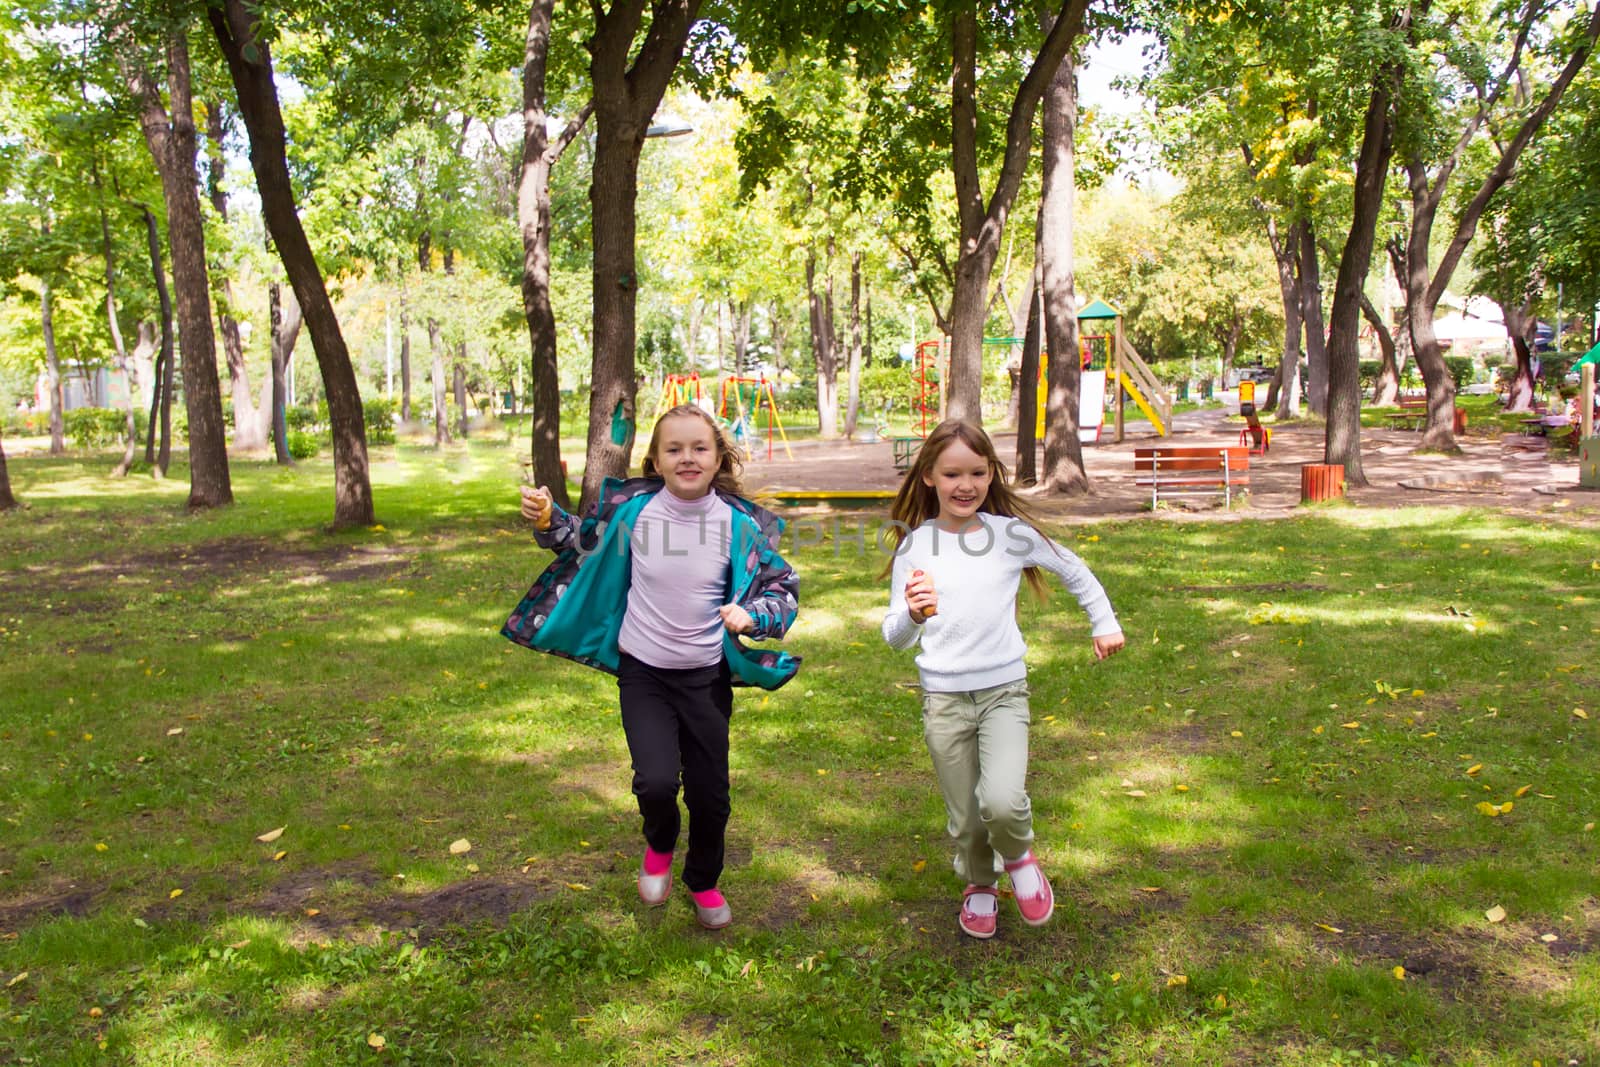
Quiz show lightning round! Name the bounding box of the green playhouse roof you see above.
[1078,299,1120,321]
[1576,340,1600,369]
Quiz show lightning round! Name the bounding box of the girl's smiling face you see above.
[652,413,719,500]
[922,437,992,529]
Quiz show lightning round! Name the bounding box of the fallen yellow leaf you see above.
[94,842,107,852]
[1313,725,1325,735]
[1393,965,1405,980]
[466,863,480,873]
[1125,789,1147,798]
[1540,933,1558,943]
[368,1033,386,1050]
[271,850,287,862]
[912,860,927,873]
[88,1006,103,1017]
[1475,802,1502,817]
[1175,784,1190,793]
[1341,721,1361,730]
[1166,974,1188,988]
[168,888,183,899]
[256,826,286,844]
[448,838,471,855]
[1514,784,1532,797]
[5,972,27,987]
[1573,708,1589,720]
[1230,730,1243,738]
[304,908,320,917]
[1315,923,1344,934]
[1213,993,1227,1009]
[1465,764,1482,776]
[1485,904,1507,923]
[564,882,589,891]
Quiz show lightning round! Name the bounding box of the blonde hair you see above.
[641,404,746,497]
[883,418,1048,597]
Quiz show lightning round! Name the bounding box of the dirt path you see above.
[741,407,1596,524]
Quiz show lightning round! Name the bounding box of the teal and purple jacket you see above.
[501,477,801,690]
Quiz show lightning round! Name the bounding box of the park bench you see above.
[892,436,921,473]
[1133,445,1250,508]
[1383,393,1428,431]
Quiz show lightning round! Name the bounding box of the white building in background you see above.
[33,363,149,413]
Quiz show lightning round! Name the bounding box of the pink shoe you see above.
[958,885,998,940]
[638,851,672,907]
[1003,852,1054,926]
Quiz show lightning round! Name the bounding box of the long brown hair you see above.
[641,404,746,497]
[883,418,1048,596]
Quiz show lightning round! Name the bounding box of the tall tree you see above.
[1324,8,1411,487]
[579,0,702,509]
[204,101,265,451]
[121,30,233,509]
[516,0,587,509]
[945,0,1086,421]
[1397,1,1600,449]
[209,0,373,527]
[1037,12,1088,494]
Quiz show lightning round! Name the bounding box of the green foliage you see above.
[1359,360,1381,391]
[1442,356,1474,388]
[62,407,130,449]
[285,430,321,459]
[364,397,397,446]
[284,403,329,433]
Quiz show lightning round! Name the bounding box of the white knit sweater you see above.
[881,513,1120,693]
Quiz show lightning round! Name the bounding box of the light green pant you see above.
[921,679,1033,888]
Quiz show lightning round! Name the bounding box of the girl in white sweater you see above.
[881,419,1124,939]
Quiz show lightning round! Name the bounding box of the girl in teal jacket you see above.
[503,405,800,929]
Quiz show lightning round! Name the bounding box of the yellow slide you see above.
[1117,371,1168,435]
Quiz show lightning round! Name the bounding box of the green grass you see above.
[1,442,1597,1065]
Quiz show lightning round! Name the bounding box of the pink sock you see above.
[643,847,672,876]
[691,888,725,908]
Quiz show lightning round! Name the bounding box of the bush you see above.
[63,408,131,449]
[364,397,397,446]
[285,402,329,433]
[285,430,321,459]
[1358,360,1381,391]
[1443,356,1474,388]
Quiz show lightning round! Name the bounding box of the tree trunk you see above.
[453,354,468,438]
[518,0,584,508]
[1264,217,1300,418]
[844,252,864,438]
[945,0,1086,422]
[210,0,374,527]
[114,324,154,477]
[581,0,702,512]
[1498,295,1539,412]
[127,33,233,509]
[807,249,841,437]
[269,282,301,465]
[0,428,16,510]
[41,280,65,456]
[1015,266,1042,484]
[92,162,141,476]
[206,101,264,452]
[1296,217,1328,416]
[1325,41,1406,487]
[398,272,413,423]
[1038,33,1088,495]
[1359,291,1401,407]
[139,205,174,475]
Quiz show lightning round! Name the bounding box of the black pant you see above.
[616,652,733,892]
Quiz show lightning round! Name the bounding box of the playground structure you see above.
[654,372,705,413]
[718,374,793,461]
[1031,300,1171,444]
[1237,380,1271,455]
